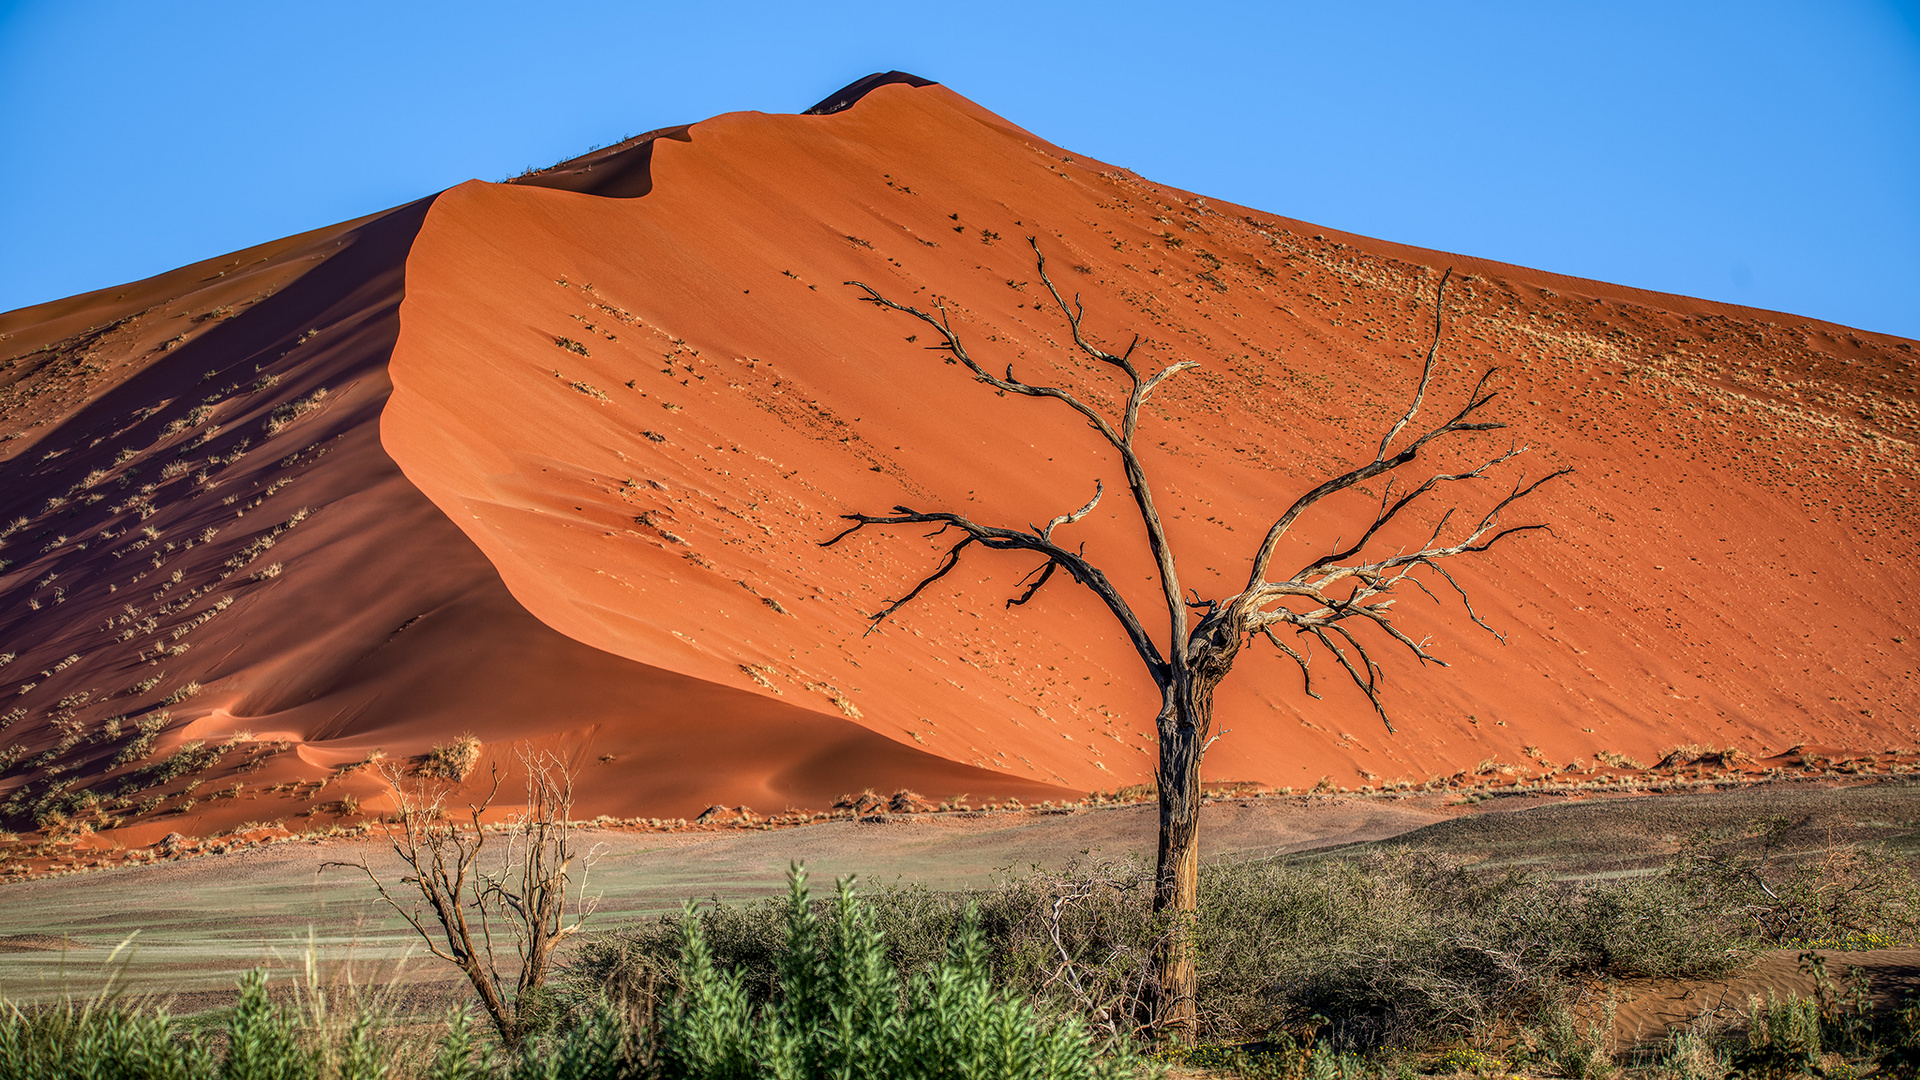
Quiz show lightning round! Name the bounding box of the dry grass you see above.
[420,734,482,781]
[159,681,200,706]
[1597,750,1647,770]
[263,387,329,436]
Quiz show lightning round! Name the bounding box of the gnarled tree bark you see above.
[827,244,1567,1043]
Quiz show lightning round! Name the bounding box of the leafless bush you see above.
[334,750,599,1047]
[1676,817,1920,948]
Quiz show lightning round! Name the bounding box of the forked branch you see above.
[822,496,1167,678]
[1208,269,1569,730]
[850,239,1200,671]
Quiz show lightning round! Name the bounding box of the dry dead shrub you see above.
[420,734,481,781]
[1655,743,1755,770]
[1596,750,1646,770]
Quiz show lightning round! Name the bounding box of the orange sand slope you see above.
[0,76,1915,837]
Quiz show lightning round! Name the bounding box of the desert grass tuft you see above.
[422,734,483,782]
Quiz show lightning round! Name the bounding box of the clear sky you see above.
[2,1,1916,338]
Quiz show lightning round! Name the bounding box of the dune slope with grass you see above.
[0,75,1913,842]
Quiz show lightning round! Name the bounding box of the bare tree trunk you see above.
[1152,667,1224,1043]
[1152,711,1201,1038]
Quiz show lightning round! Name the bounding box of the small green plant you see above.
[1534,999,1614,1080]
[1734,992,1824,1080]
[655,865,1135,1079]
[1663,1027,1726,1080]
[223,968,316,1079]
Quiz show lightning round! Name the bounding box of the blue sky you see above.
[2,1,1916,338]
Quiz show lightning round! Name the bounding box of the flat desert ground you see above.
[5,778,1918,1050]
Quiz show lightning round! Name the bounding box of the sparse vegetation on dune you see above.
[262,387,329,436]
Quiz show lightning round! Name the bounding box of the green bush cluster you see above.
[651,866,1131,1079]
[0,970,365,1080]
[569,844,1917,1051]
[7,836,1917,1077]
[0,869,1135,1080]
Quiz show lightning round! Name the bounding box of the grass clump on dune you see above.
[421,734,483,782]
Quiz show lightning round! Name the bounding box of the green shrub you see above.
[429,1008,492,1080]
[0,997,212,1079]
[1660,1028,1726,1080]
[0,870,1131,1079]
[568,851,1780,1049]
[0,973,471,1080]
[222,969,316,1080]
[576,826,1920,1045]
[650,866,1136,1079]
[1734,992,1823,1079]
[1531,1000,1614,1080]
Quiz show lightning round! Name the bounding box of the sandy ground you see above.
[1606,948,1920,1048]
[8,778,1920,1029]
[0,792,1438,1002]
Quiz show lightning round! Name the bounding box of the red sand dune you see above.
[0,77,1914,841]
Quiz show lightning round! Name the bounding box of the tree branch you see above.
[1260,627,1321,701]
[1316,624,1394,733]
[822,503,1169,678]
[1244,271,1519,589]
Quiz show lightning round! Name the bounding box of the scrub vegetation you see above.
[7,809,1920,1078]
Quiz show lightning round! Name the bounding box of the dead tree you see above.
[826,242,1568,1042]
[332,748,599,1047]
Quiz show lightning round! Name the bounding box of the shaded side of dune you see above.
[0,171,1066,842]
